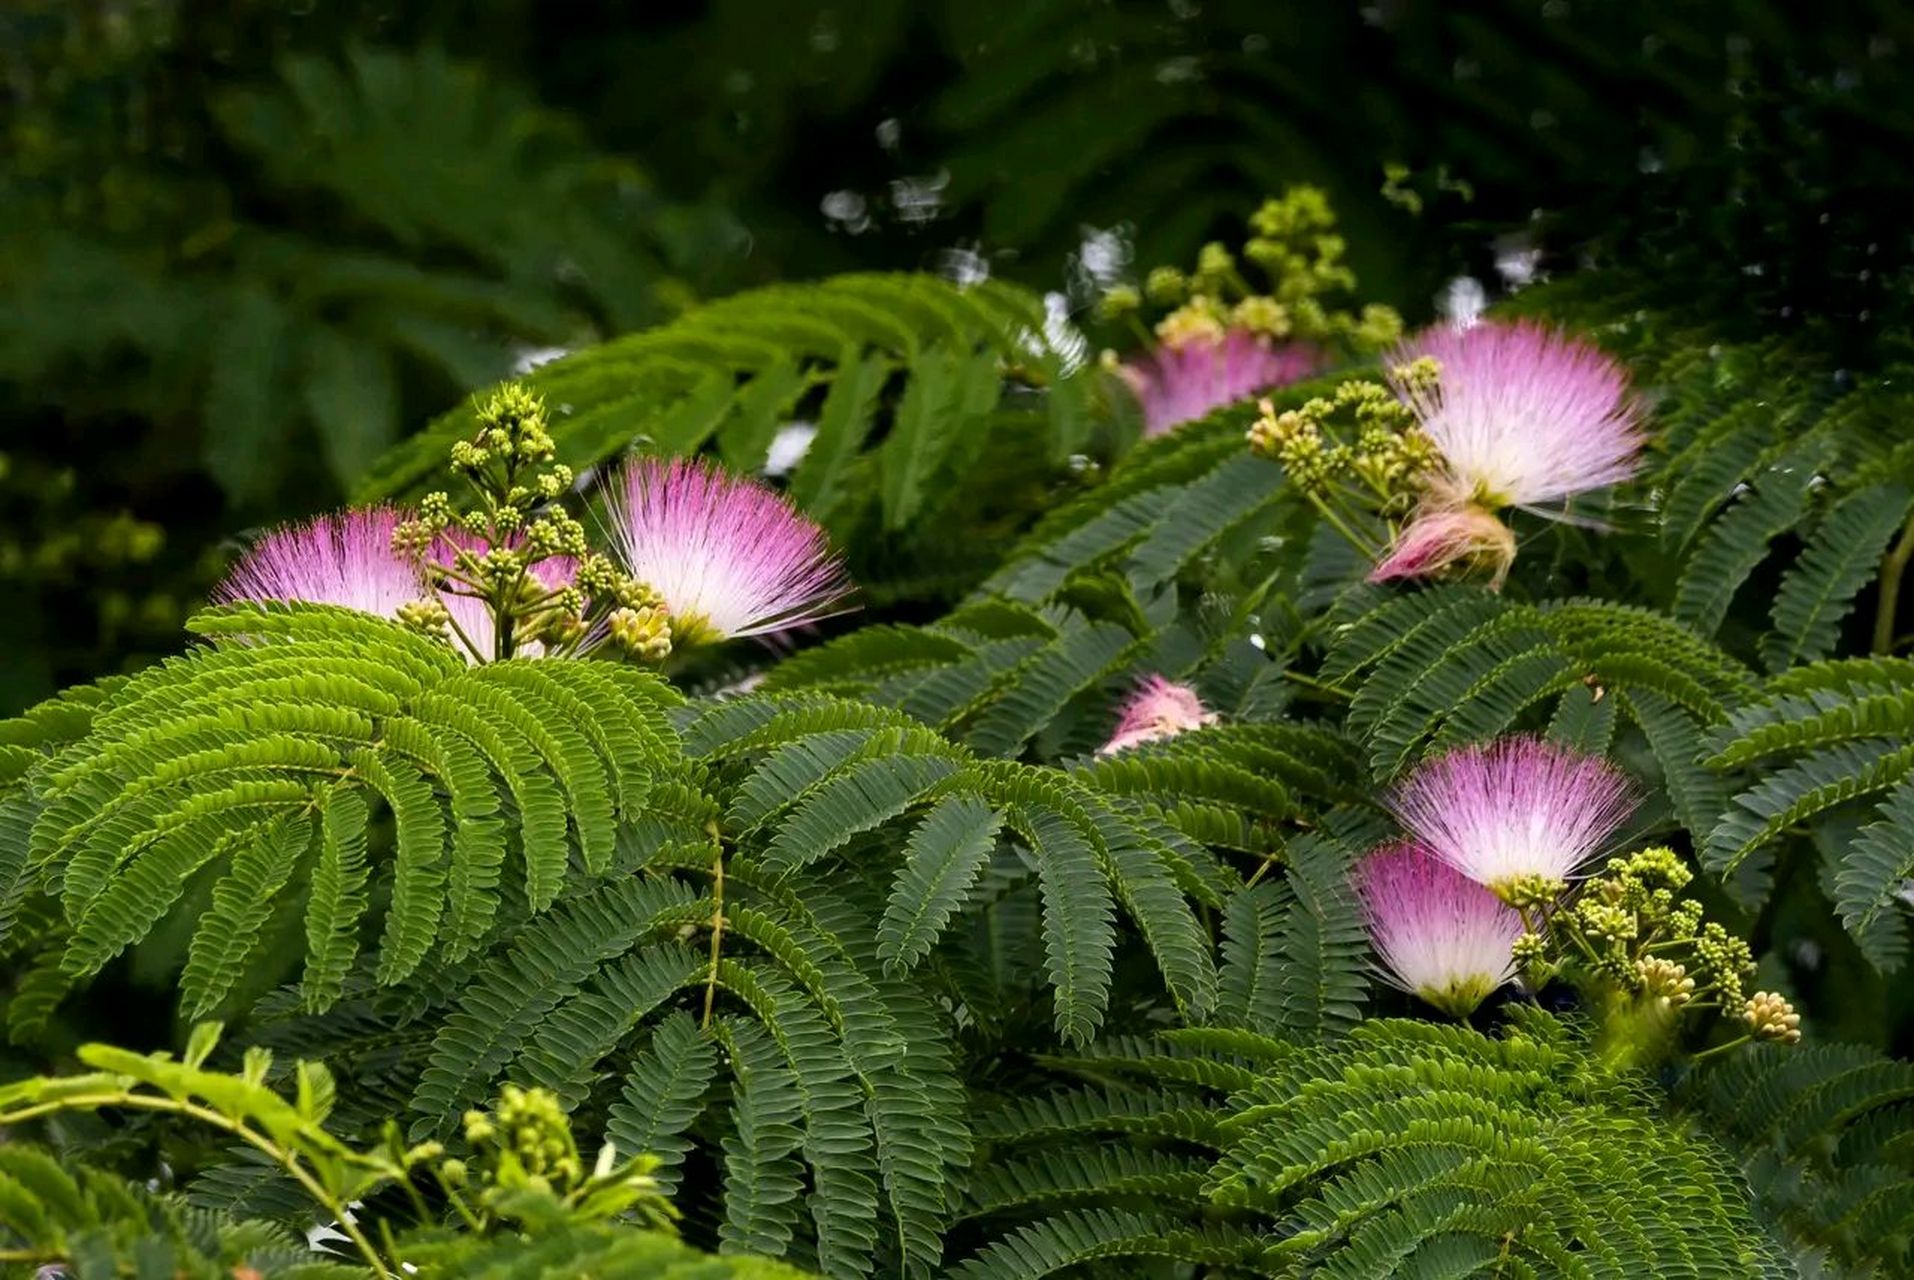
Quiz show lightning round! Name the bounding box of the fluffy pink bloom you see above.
[215,506,423,619]
[1392,319,1644,508]
[1392,735,1636,894]
[1368,505,1517,587]
[1119,329,1319,437]
[608,457,852,643]
[1354,841,1523,1016]
[431,529,577,661]
[1098,675,1218,755]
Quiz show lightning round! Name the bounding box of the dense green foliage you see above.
[6,2,1914,1276]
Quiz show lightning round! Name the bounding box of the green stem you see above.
[2,1092,394,1278]
[1873,510,1914,653]
[1689,1033,1753,1065]
[1304,491,1378,558]
[440,603,487,666]
[701,827,726,1030]
[1280,668,1351,700]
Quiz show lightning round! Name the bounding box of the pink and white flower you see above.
[607,457,852,644]
[1354,841,1523,1016]
[1119,329,1319,438]
[1391,735,1636,895]
[1098,675,1218,755]
[215,507,423,619]
[1392,318,1644,510]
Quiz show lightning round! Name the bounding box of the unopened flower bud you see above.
[1097,285,1141,319]
[609,605,673,662]
[1155,300,1227,349]
[1743,991,1801,1044]
[1232,295,1290,337]
[1636,957,1694,1007]
[1496,873,1568,911]
[397,597,451,639]
[1144,266,1186,304]
[574,553,621,595]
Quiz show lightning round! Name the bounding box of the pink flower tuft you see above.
[608,457,853,643]
[1119,329,1320,437]
[431,528,577,661]
[1098,675,1218,755]
[1368,505,1517,587]
[1393,319,1644,508]
[1354,841,1523,1016]
[1392,735,1636,893]
[215,506,423,619]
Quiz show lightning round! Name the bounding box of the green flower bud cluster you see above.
[1497,873,1568,911]
[1693,921,1756,1006]
[1520,844,1777,1057]
[464,1083,584,1195]
[443,1083,675,1233]
[384,383,676,665]
[1246,403,1345,492]
[1097,186,1403,356]
[1244,377,1436,513]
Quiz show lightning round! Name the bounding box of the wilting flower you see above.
[608,457,852,645]
[1392,735,1636,898]
[1118,328,1319,438]
[1368,504,1518,587]
[1354,841,1523,1017]
[1392,318,1645,509]
[1098,675,1218,754]
[215,507,423,619]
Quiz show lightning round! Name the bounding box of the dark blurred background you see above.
[6,0,1911,712]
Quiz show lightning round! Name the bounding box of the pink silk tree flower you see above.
[608,456,853,645]
[1354,841,1523,1017]
[1098,675,1218,755]
[431,528,577,661]
[1391,735,1636,898]
[1367,505,1518,588]
[1119,329,1319,438]
[214,506,424,619]
[1391,318,1645,510]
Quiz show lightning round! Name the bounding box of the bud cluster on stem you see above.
[1099,187,1403,437]
[390,386,670,664]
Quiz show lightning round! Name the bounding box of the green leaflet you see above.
[180,813,313,1017]
[1014,800,1116,1045]
[877,795,1005,973]
[1763,482,1912,671]
[606,1012,721,1195]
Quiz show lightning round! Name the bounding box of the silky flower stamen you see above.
[607,457,852,644]
[1118,329,1320,437]
[1098,675,1218,755]
[215,506,424,620]
[1354,841,1523,1017]
[1392,735,1637,898]
[1391,318,1645,510]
